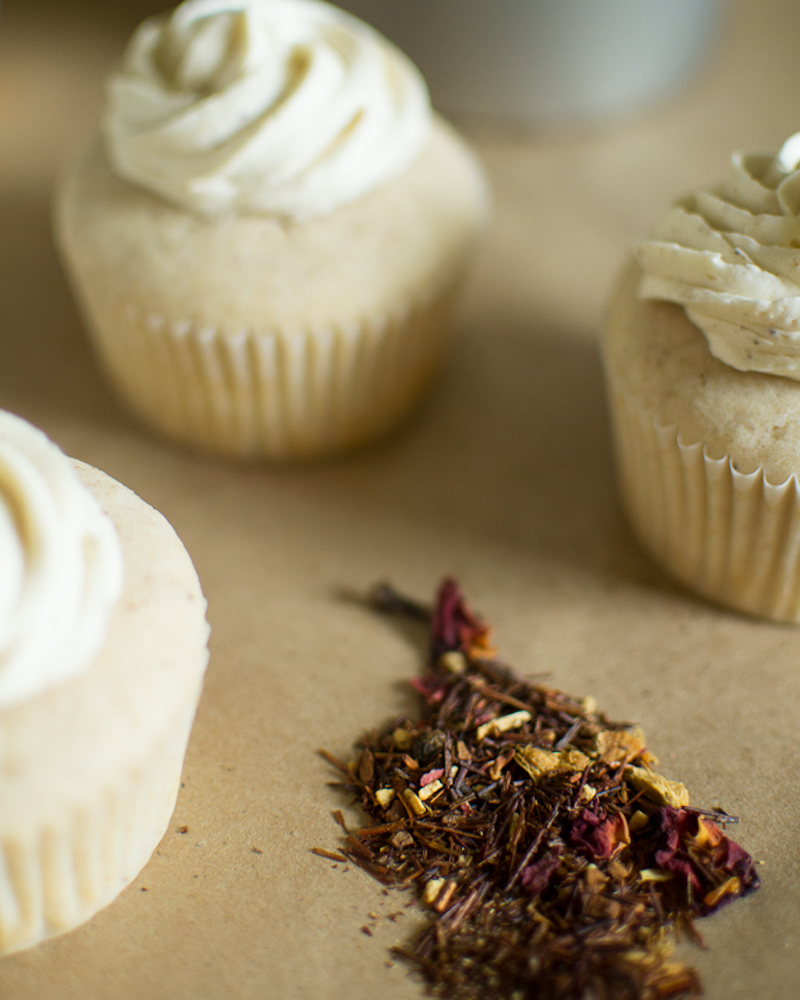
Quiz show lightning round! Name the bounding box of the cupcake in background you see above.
[0,410,209,954]
[55,0,488,460]
[604,131,800,624]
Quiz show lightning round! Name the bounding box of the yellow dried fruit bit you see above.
[690,817,723,850]
[418,779,443,802]
[629,809,649,832]
[514,746,561,780]
[401,788,427,816]
[374,788,395,808]
[514,745,591,781]
[562,749,591,771]
[423,878,445,906]
[488,748,517,781]
[583,864,608,893]
[392,728,414,750]
[592,726,647,764]
[438,651,467,674]
[639,869,674,884]
[608,858,633,882]
[625,765,690,808]
[703,876,741,909]
[476,710,532,741]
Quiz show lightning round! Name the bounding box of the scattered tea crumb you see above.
[312,847,349,863]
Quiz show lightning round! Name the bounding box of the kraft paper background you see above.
[0,2,798,997]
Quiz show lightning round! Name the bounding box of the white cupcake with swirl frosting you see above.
[0,410,209,954]
[604,131,800,623]
[55,0,488,459]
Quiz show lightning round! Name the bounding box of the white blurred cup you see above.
[339,0,724,128]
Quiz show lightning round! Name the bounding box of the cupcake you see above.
[0,410,209,954]
[55,0,488,460]
[603,131,800,623]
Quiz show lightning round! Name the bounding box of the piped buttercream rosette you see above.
[637,131,800,381]
[104,0,431,219]
[0,412,123,710]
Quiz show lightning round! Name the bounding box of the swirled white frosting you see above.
[636,131,800,380]
[0,412,124,710]
[104,0,431,219]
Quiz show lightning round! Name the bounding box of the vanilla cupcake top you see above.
[636,131,800,382]
[0,412,123,710]
[104,0,431,220]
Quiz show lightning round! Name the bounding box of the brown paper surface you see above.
[0,2,798,997]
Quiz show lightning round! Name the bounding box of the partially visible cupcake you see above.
[604,131,800,623]
[0,410,209,954]
[55,0,488,460]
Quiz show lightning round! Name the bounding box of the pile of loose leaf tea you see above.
[319,579,759,1000]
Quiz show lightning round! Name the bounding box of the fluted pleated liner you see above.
[608,386,800,623]
[0,713,190,953]
[84,288,457,459]
[0,462,209,954]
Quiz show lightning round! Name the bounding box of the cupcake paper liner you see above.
[608,385,800,623]
[80,286,458,459]
[0,709,192,954]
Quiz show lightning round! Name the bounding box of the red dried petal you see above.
[654,808,760,915]
[570,809,631,861]
[520,849,562,898]
[431,578,495,661]
[409,675,449,706]
[420,768,445,787]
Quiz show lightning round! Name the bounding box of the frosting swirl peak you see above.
[104,0,431,219]
[0,412,124,710]
[636,131,800,381]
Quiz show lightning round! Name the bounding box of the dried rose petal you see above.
[520,849,562,898]
[570,808,631,860]
[409,675,449,706]
[654,808,760,914]
[419,768,445,787]
[431,578,496,661]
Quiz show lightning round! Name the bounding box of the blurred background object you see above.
[340,0,725,128]
[12,0,725,130]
